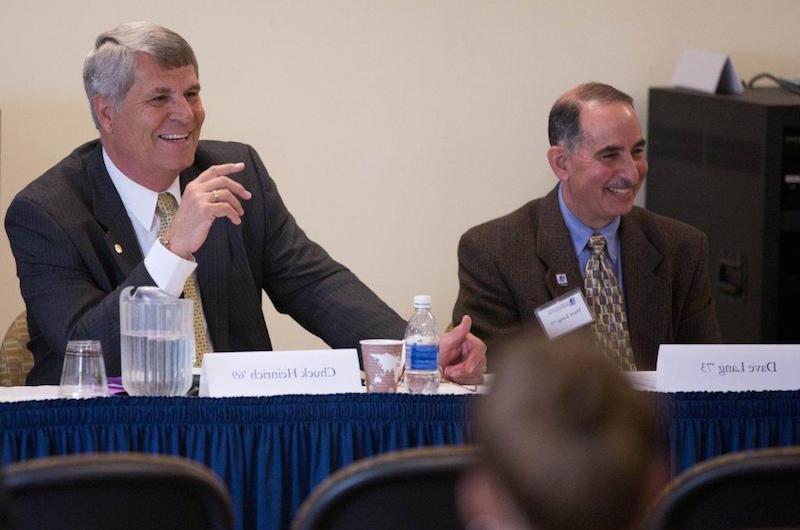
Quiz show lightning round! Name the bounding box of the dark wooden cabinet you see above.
[647,87,800,342]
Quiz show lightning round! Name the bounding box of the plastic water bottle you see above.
[404,295,440,394]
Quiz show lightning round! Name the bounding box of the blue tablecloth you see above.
[656,390,800,475]
[0,394,473,530]
[2,390,800,530]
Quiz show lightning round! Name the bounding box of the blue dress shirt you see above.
[557,184,624,293]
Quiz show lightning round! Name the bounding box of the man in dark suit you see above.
[6,21,486,385]
[452,82,720,370]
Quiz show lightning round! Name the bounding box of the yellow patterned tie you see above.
[583,234,637,371]
[156,193,209,366]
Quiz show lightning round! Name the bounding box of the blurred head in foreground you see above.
[459,331,662,530]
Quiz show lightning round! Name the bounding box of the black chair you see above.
[2,452,234,530]
[644,446,800,530]
[0,476,15,530]
[291,445,477,530]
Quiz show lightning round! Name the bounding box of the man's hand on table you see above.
[439,315,487,385]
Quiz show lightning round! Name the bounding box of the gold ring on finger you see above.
[212,189,219,202]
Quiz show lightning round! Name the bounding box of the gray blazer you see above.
[452,187,721,370]
[6,140,406,384]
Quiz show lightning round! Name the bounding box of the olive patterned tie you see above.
[583,234,637,371]
[156,193,209,366]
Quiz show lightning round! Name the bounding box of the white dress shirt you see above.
[103,148,213,350]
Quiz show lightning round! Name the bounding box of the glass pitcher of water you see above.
[120,286,194,396]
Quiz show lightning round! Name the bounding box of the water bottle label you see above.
[408,343,438,371]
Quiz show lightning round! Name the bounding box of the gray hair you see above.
[548,82,634,151]
[83,21,198,128]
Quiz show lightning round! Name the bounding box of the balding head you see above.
[548,82,634,151]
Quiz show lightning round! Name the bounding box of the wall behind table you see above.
[1,1,798,350]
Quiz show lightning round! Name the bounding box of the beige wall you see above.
[1,1,799,349]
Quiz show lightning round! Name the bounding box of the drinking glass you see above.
[58,340,108,398]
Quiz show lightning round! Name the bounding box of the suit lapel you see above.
[85,145,143,278]
[535,188,585,300]
[620,213,668,365]
[180,168,231,351]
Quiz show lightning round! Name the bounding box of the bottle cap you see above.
[413,294,432,308]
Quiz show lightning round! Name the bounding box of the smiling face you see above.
[547,101,647,229]
[93,51,205,190]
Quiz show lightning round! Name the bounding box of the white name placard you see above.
[534,288,594,340]
[671,48,744,95]
[656,344,800,392]
[199,349,363,397]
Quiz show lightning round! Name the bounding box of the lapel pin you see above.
[114,244,123,254]
[556,273,568,286]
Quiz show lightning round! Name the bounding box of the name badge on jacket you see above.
[534,288,594,340]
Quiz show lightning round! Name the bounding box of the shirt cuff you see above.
[144,240,198,297]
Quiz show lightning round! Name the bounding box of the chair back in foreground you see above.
[644,446,800,530]
[292,445,477,530]
[0,312,33,386]
[2,452,234,530]
[0,477,14,530]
